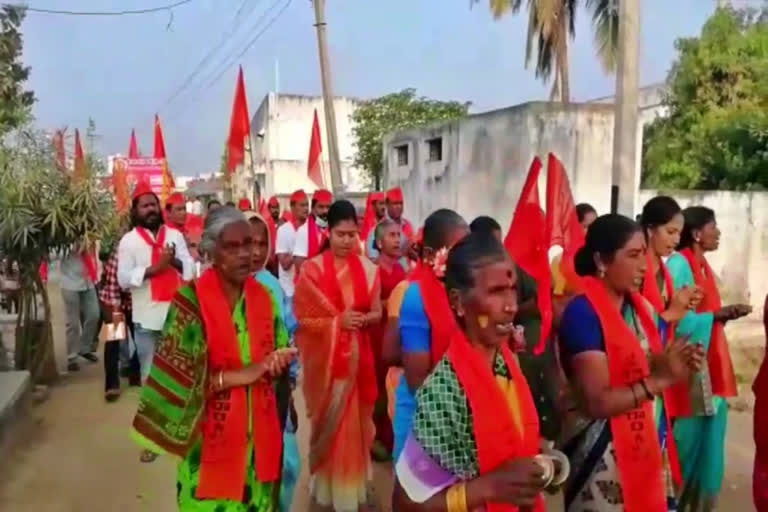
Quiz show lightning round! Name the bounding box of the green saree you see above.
[131,282,289,511]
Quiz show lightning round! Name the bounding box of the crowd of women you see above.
[127,185,765,512]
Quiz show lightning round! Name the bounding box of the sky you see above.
[21,0,716,176]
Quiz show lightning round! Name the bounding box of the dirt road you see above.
[0,359,757,511]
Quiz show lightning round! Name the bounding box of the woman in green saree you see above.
[131,206,297,511]
[666,206,752,511]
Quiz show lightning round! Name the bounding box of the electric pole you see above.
[312,0,344,197]
[610,0,640,216]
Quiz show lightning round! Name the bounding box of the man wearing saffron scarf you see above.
[292,188,332,274]
[117,181,194,382]
[275,190,309,300]
[367,187,414,262]
[60,240,101,371]
[362,191,386,257]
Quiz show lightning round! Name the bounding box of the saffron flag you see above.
[53,130,66,171]
[227,66,251,174]
[73,129,85,181]
[129,129,140,158]
[504,157,552,354]
[154,115,174,205]
[307,109,324,188]
[546,153,585,295]
[113,158,130,214]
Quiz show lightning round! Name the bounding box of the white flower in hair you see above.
[432,247,449,278]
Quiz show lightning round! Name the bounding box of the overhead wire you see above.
[5,0,196,16]
[160,0,292,124]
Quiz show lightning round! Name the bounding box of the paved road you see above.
[0,284,757,511]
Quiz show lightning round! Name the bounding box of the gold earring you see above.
[598,267,606,278]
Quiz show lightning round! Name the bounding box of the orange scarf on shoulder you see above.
[582,276,667,512]
[135,225,181,302]
[447,331,543,512]
[680,248,737,398]
[195,269,282,501]
[409,264,457,366]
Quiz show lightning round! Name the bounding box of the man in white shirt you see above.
[275,189,309,299]
[59,245,100,371]
[117,182,193,381]
[293,189,333,275]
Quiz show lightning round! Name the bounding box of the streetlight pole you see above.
[610,0,640,216]
[312,0,344,197]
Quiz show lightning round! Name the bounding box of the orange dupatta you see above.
[447,331,544,512]
[680,248,737,398]
[294,251,379,471]
[582,276,667,512]
[409,263,458,365]
[195,270,282,501]
[135,225,181,302]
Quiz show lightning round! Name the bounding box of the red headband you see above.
[167,192,185,206]
[237,198,252,211]
[290,189,307,203]
[386,187,404,202]
[313,189,333,204]
[132,180,155,201]
[371,191,385,202]
[267,196,279,207]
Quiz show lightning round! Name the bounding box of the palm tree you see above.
[478,0,620,102]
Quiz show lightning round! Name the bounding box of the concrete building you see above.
[587,82,669,132]
[382,101,633,229]
[230,93,367,202]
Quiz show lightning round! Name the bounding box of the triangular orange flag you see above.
[545,153,585,295]
[154,115,174,205]
[73,129,85,181]
[227,66,251,174]
[129,129,140,158]
[504,157,552,354]
[307,109,324,188]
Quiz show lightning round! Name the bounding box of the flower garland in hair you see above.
[432,246,449,278]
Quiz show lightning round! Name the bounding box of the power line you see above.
[155,0,265,114]
[162,0,292,124]
[6,0,196,16]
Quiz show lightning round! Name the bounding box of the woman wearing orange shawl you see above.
[131,207,297,511]
[665,206,752,510]
[395,232,558,511]
[558,215,705,512]
[293,199,383,511]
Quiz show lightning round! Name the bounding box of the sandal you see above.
[104,389,121,403]
[140,449,159,463]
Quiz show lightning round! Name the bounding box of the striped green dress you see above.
[131,283,289,511]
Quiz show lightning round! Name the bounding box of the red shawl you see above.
[582,276,667,512]
[81,250,98,283]
[400,218,415,240]
[409,263,457,365]
[306,215,327,260]
[135,226,181,302]
[680,248,737,398]
[195,270,282,500]
[380,260,407,303]
[447,330,543,512]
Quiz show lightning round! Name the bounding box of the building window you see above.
[395,144,409,166]
[427,137,442,162]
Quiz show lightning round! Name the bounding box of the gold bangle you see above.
[446,482,468,512]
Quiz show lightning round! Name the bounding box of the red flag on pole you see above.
[73,129,85,181]
[503,157,552,354]
[545,153,585,295]
[307,109,324,188]
[154,114,174,205]
[53,130,66,171]
[129,129,140,158]
[227,66,251,175]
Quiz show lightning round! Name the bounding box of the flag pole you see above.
[246,132,260,206]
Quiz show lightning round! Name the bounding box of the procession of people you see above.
[74,174,765,512]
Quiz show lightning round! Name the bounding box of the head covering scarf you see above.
[244,211,272,271]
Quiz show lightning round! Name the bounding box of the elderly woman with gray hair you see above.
[131,206,297,511]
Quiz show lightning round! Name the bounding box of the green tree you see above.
[642,6,768,190]
[472,0,619,101]
[351,89,469,189]
[0,127,116,382]
[0,6,35,136]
